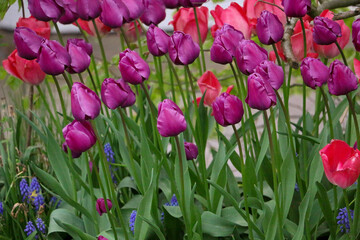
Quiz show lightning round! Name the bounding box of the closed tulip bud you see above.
[184,142,198,160]
[313,17,341,45]
[256,10,284,45]
[101,78,136,109]
[254,60,284,90]
[157,99,187,137]
[328,60,358,96]
[59,0,78,24]
[179,0,206,7]
[319,139,360,189]
[245,73,276,110]
[2,49,46,85]
[210,24,244,64]
[28,0,63,21]
[16,16,51,39]
[66,39,92,73]
[140,0,166,26]
[235,40,268,75]
[168,31,200,65]
[37,39,71,75]
[71,82,101,120]
[119,49,150,85]
[353,19,360,52]
[212,92,244,127]
[100,0,129,28]
[300,57,329,89]
[146,24,170,56]
[14,27,43,60]
[197,71,222,106]
[76,0,101,20]
[96,198,113,216]
[163,0,180,8]
[62,120,97,155]
[281,0,311,18]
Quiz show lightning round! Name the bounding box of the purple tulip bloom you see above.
[300,57,329,89]
[146,24,170,56]
[58,0,78,24]
[179,0,206,7]
[210,24,244,64]
[168,31,200,65]
[28,0,63,22]
[352,19,360,51]
[313,16,342,45]
[254,60,284,90]
[212,92,244,127]
[184,142,198,160]
[256,10,284,45]
[235,40,268,75]
[245,73,277,110]
[163,0,180,8]
[282,0,311,18]
[101,78,136,109]
[100,0,129,28]
[118,49,150,85]
[98,236,109,240]
[37,39,71,75]
[71,82,101,120]
[96,198,113,216]
[76,0,101,20]
[328,60,358,96]
[157,99,187,137]
[14,27,43,60]
[140,0,166,26]
[66,39,92,73]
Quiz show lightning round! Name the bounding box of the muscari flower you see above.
[164,194,179,207]
[24,221,36,237]
[337,207,354,233]
[129,210,137,234]
[104,143,117,184]
[0,202,3,215]
[50,196,62,208]
[36,218,46,234]
[20,179,30,202]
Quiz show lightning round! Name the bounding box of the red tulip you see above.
[354,58,360,79]
[210,3,252,39]
[170,6,208,44]
[74,18,112,36]
[319,140,360,189]
[16,16,51,39]
[197,71,222,106]
[2,49,45,85]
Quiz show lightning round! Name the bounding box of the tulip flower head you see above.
[140,0,166,26]
[235,40,268,75]
[98,236,109,240]
[212,92,244,127]
[254,60,284,90]
[146,24,170,56]
[281,0,311,18]
[300,57,329,89]
[197,71,222,106]
[353,19,360,52]
[66,39,92,73]
[184,142,199,160]
[163,0,180,8]
[76,0,101,20]
[59,0,79,24]
[118,49,150,85]
[179,0,206,7]
[256,10,284,45]
[71,82,101,120]
[328,60,358,96]
[14,27,43,60]
[157,99,187,137]
[245,73,276,110]
[319,139,360,189]
[96,198,113,216]
[101,78,136,109]
[16,16,51,39]
[28,0,63,21]
[168,31,200,65]
[313,16,342,45]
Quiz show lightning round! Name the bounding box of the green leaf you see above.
[316,182,336,238]
[49,209,85,236]
[138,215,166,240]
[201,211,235,237]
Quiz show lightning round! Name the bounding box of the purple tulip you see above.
[71,82,101,120]
[140,0,166,26]
[126,0,145,21]
[245,73,277,110]
[352,19,360,51]
[168,31,200,65]
[300,57,329,89]
[37,39,71,75]
[328,60,358,96]
[58,0,78,24]
[146,24,170,56]
[313,16,341,45]
[254,60,284,90]
[76,0,101,20]
[118,49,150,85]
[235,40,268,75]
[163,0,180,8]
[101,78,136,109]
[28,0,63,21]
[157,99,187,137]
[184,142,198,160]
[100,0,129,28]
[62,120,96,156]
[96,198,113,216]
[212,92,244,127]
[256,10,284,45]
[281,0,311,18]
[179,0,206,7]
[98,236,109,240]
[66,39,92,73]
[62,142,82,158]
[14,27,43,60]
[210,24,244,64]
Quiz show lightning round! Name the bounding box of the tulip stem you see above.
[155,56,166,99]
[53,21,64,45]
[87,68,99,95]
[299,18,307,59]
[140,82,157,121]
[343,188,354,237]
[85,156,100,234]
[92,19,109,78]
[36,85,61,131]
[193,7,206,74]
[272,44,285,72]
[335,40,348,66]
[319,87,334,139]
[26,85,34,147]
[62,73,72,91]
[120,26,131,49]
[52,76,68,124]
[165,55,187,108]
[20,0,25,17]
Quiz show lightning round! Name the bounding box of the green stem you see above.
[62,73,72,90]
[299,18,307,59]
[319,87,334,139]
[155,56,166,99]
[87,68,99,96]
[53,21,64,45]
[26,85,34,147]
[120,26,131,49]
[343,188,354,238]
[193,7,206,73]
[335,40,348,66]
[92,19,109,78]
[85,156,100,234]
[52,76,68,124]
[272,44,284,71]
[36,85,60,131]
[165,55,187,108]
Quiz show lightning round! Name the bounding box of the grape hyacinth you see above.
[24,221,36,237]
[33,195,45,211]
[50,196,62,208]
[0,202,3,215]
[337,207,354,233]
[164,194,179,206]
[294,183,299,192]
[20,179,30,202]
[30,177,41,193]
[104,143,117,184]
[36,218,46,234]
[129,210,137,234]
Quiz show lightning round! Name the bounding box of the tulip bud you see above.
[313,16,341,45]
[62,142,82,158]
[28,0,63,21]
[245,73,276,110]
[96,198,113,216]
[328,60,358,96]
[319,139,360,189]
[184,142,198,160]
[300,57,329,89]
[179,0,206,7]
[281,0,311,18]
[101,78,136,109]
[59,0,78,24]
[168,31,200,65]
[210,24,244,64]
[352,19,360,52]
[157,99,187,137]
[163,0,180,8]
[76,0,101,20]
[62,120,97,156]
[71,82,101,120]
[98,236,109,240]
[254,60,284,90]
[140,0,166,26]
[197,71,222,106]
[235,40,268,75]
[16,16,51,39]
[66,39,92,73]
[14,27,43,60]
[118,49,150,85]
[37,39,71,75]
[256,10,284,45]
[212,92,244,127]
[146,24,170,56]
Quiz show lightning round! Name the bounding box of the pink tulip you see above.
[197,71,222,106]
